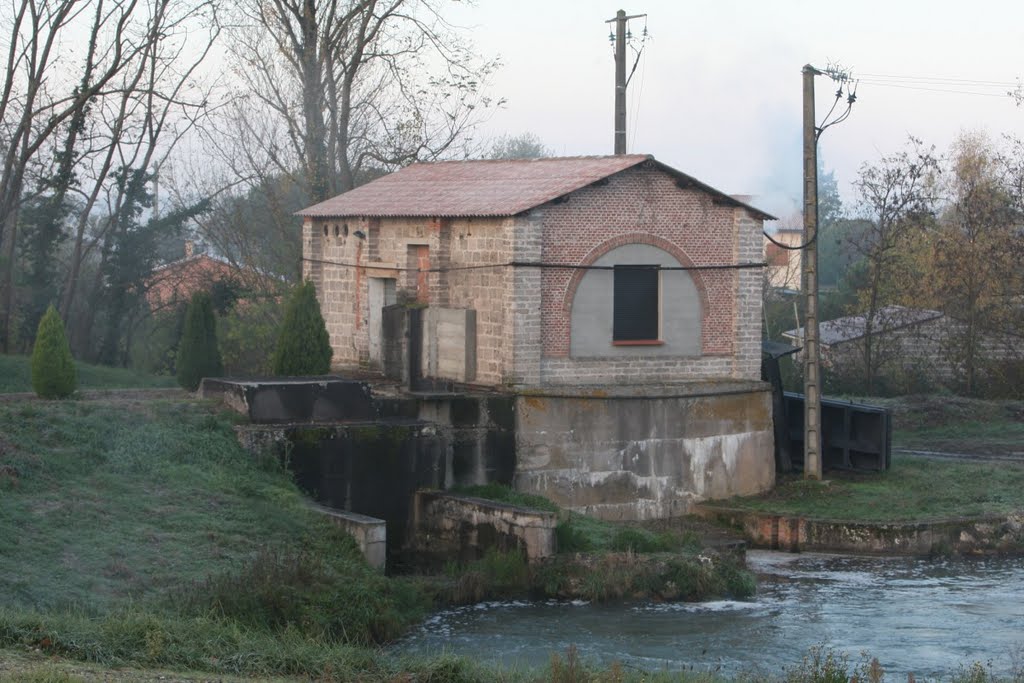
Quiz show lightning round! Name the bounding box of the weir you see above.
[202,377,517,569]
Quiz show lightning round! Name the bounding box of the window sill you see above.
[612,339,664,346]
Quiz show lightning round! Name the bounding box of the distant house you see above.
[296,154,779,519]
[146,242,276,311]
[764,227,802,291]
[783,305,944,358]
[783,305,1021,390]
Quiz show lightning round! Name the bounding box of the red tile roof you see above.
[296,155,775,220]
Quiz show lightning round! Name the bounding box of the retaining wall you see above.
[696,506,1024,555]
[408,490,556,567]
[514,382,775,520]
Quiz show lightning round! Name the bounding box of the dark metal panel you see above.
[613,265,659,341]
[783,392,892,472]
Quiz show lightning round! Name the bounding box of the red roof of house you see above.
[145,254,240,310]
[296,155,775,220]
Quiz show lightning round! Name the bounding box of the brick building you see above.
[299,155,771,387]
[297,155,779,519]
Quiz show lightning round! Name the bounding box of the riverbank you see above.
[5,388,1022,680]
[705,455,1024,554]
[703,391,1024,555]
[0,394,752,681]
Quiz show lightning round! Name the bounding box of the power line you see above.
[857,80,1013,98]
[300,256,765,273]
[857,72,1019,87]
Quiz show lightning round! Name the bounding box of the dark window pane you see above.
[613,265,659,340]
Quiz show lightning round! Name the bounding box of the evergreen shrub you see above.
[30,305,77,398]
[272,281,332,376]
[176,291,223,391]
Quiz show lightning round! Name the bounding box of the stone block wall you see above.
[302,216,373,367]
[733,212,764,381]
[307,215,513,385]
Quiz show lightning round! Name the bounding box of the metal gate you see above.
[783,392,892,472]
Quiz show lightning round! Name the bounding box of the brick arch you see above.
[561,232,712,325]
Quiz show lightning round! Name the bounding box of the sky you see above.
[446,0,1024,222]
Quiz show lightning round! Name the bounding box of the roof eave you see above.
[650,160,776,221]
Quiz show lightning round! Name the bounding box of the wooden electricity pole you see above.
[606,9,645,155]
[802,64,822,480]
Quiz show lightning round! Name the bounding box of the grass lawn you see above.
[867,394,1024,455]
[693,395,1024,522]
[724,455,1024,522]
[0,354,176,394]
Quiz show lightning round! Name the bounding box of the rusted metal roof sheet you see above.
[296,154,775,220]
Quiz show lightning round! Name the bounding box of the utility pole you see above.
[802,64,822,480]
[606,9,645,155]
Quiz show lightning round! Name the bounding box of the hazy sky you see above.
[447,0,1024,221]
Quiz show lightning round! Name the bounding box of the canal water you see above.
[396,551,1024,677]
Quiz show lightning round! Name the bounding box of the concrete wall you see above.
[570,243,701,357]
[229,386,517,564]
[409,395,517,488]
[314,505,387,570]
[199,378,377,424]
[696,507,1024,556]
[823,315,1024,392]
[408,490,556,566]
[421,307,477,383]
[513,384,775,520]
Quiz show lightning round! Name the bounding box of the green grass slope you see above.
[0,397,430,678]
[0,354,176,394]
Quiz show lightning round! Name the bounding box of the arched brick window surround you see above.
[561,232,713,353]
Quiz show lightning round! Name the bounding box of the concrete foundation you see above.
[313,504,387,570]
[408,490,556,568]
[232,387,517,568]
[696,507,1024,556]
[216,376,776,566]
[514,382,775,520]
[199,377,377,424]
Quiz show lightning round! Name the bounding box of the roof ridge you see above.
[416,154,651,165]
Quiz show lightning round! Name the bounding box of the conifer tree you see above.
[176,291,223,391]
[31,305,77,398]
[272,281,332,376]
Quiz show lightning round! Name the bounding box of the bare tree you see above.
[0,0,221,352]
[223,0,500,203]
[0,0,220,353]
[849,139,939,393]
